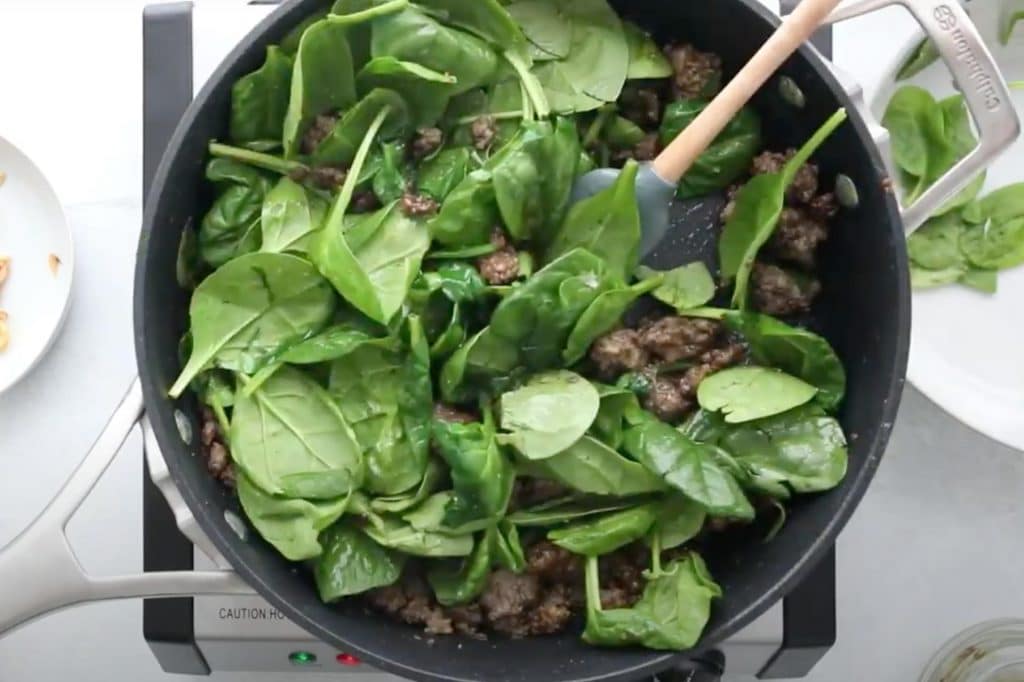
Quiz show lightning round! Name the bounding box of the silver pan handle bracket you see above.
[0,379,251,638]
[825,0,1021,233]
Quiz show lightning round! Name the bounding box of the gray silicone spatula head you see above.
[569,0,842,259]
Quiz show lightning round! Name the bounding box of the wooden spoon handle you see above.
[652,0,843,184]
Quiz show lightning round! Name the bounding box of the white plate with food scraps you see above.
[871,0,1024,451]
[0,135,73,395]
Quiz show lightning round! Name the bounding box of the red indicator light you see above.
[336,653,361,666]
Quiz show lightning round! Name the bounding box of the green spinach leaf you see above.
[659,100,762,199]
[432,418,515,531]
[651,496,706,551]
[623,22,672,80]
[170,252,336,397]
[521,435,666,497]
[428,529,494,606]
[895,38,940,81]
[231,366,363,498]
[231,46,294,144]
[498,371,601,460]
[563,277,662,365]
[720,109,847,308]
[418,147,471,201]
[963,183,1024,226]
[371,458,446,513]
[236,471,349,561]
[357,58,458,128]
[697,366,818,424]
[507,497,639,527]
[260,176,328,256]
[549,503,659,556]
[506,0,571,61]
[363,515,474,557]
[309,88,410,166]
[907,212,967,271]
[724,312,845,410]
[315,525,405,601]
[200,159,272,268]
[960,216,1024,270]
[636,263,716,312]
[415,0,528,57]
[492,520,527,572]
[429,169,500,247]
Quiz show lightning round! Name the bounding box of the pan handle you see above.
[0,379,250,638]
[825,0,1021,234]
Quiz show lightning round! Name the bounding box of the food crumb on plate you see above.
[47,253,61,276]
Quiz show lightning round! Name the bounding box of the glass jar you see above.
[920,620,1024,682]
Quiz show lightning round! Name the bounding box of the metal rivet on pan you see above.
[779,76,805,108]
[224,509,249,541]
[174,409,193,444]
[835,174,860,208]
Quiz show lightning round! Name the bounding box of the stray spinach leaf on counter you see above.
[174,0,855,653]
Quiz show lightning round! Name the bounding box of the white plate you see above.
[871,2,1024,451]
[0,136,73,394]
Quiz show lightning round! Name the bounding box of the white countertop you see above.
[3,2,1023,682]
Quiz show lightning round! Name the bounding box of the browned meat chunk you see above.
[400,192,440,217]
[633,133,660,162]
[448,604,485,638]
[433,403,477,424]
[352,190,381,214]
[677,343,747,401]
[511,478,571,511]
[527,541,584,584]
[750,263,821,316]
[309,165,349,191]
[301,113,339,155]
[665,44,722,99]
[807,192,839,221]
[366,574,454,635]
[471,115,498,151]
[200,407,235,487]
[643,376,691,423]
[750,149,819,204]
[479,570,539,623]
[477,228,520,285]
[620,86,663,127]
[590,329,649,378]
[527,585,574,635]
[768,206,829,270]
[411,127,444,159]
[596,544,649,609]
[639,316,721,363]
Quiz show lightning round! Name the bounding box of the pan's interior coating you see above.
[136,1,909,680]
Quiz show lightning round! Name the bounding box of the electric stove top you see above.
[139,3,837,680]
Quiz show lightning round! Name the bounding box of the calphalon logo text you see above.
[219,607,286,620]
[934,4,1002,111]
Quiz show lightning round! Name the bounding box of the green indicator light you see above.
[289,651,318,666]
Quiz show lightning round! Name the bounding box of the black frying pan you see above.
[1,1,1015,681]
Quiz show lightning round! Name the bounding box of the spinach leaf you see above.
[506,0,571,61]
[895,38,940,81]
[371,458,446,513]
[651,496,706,551]
[439,327,519,403]
[363,515,474,557]
[309,88,411,166]
[911,263,966,289]
[532,61,604,114]
[432,418,515,531]
[534,0,629,108]
[591,384,640,450]
[602,115,647,150]
[698,366,818,424]
[231,366,363,498]
[546,160,641,281]
[583,553,721,651]
[960,267,998,294]
[623,21,672,80]
[429,170,500,247]
[313,201,430,324]
[231,46,293,144]
[418,147,471,201]
[372,6,500,96]
[260,176,328,256]
[507,497,639,527]
[1002,9,1024,45]
[236,471,349,561]
[563,277,663,365]
[415,0,528,57]
[678,409,729,445]
[960,217,1024,270]
[724,311,846,411]
[315,525,405,601]
[428,529,494,606]
[522,435,667,497]
[549,503,659,556]
[282,19,358,157]
[718,405,848,494]
[372,141,410,204]
[963,183,1024,226]
[498,371,601,460]
[170,253,336,397]
[907,212,967,271]
[636,263,716,312]
[357,58,458,128]
[883,85,943,181]
[622,412,754,519]
[492,520,527,572]
[330,342,429,496]
[720,109,847,308]
[199,159,272,268]
[659,100,761,199]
